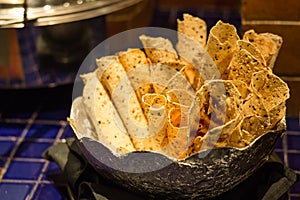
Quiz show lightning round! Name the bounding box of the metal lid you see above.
[0,0,142,28]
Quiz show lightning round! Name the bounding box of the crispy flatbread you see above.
[139,34,178,63]
[141,93,168,148]
[239,115,270,145]
[97,56,158,151]
[206,20,240,78]
[163,107,190,159]
[250,69,290,111]
[196,80,243,129]
[118,48,154,119]
[230,80,251,99]
[80,71,135,153]
[177,13,207,48]
[200,117,240,151]
[68,97,99,142]
[243,30,283,69]
[227,40,268,85]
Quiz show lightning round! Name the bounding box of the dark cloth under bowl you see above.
[43,138,299,200]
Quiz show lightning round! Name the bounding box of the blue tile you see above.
[15,141,52,158]
[32,184,69,200]
[290,179,300,194]
[0,141,16,157]
[26,124,61,139]
[46,162,61,172]
[290,197,300,200]
[287,134,300,150]
[288,153,300,171]
[0,123,26,137]
[0,183,33,200]
[0,158,6,168]
[286,117,300,131]
[274,137,283,149]
[60,125,75,139]
[42,162,62,181]
[3,161,44,180]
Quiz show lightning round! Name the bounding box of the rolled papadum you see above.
[81,70,136,153]
[96,56,166,151]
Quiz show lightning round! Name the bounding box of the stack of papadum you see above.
[69,13,289,160]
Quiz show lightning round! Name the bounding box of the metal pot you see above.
[0,0,143,89]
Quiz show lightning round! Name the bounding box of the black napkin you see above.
[43,138,299,200]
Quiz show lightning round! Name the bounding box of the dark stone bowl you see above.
[75,119,285,199]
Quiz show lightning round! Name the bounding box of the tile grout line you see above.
[2,118,67,126]
[0,136,18,141]
[0,137,56,143]
[286,131,300,136]
[1,118,29,124]
[274,149,300,154]
[289,193,300,197]
[12,158,47,162]
[26,122,67,200]
[0,112,38,181]
[55,122,67,142]
[1,179,40,184]
[26,161,50,200]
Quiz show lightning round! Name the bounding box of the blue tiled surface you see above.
[288,154,300,171]
[274,138,283,149]
[3,161,44,180]
[287,134,300,150]
[0,183,34,200]
[26,124,61,139]
[286,117,300,131]
[32,184,69,200]
[0,108,71,199]
[0,123,26,137]
[15,141,53,158]
[291,180,300,194]
[42,162,62,181]
[0,141,16,157]
[291,197,299,200]
[60,125,75,139]
[0,104,299,199]
[0,158,6,168]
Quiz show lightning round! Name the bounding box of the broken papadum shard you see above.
[243,29,283,69]
[139,34,178,63]
[227,40,268,85]
[206,20,240,79]
[177,13,207,48]
[250,69,290,111]
[196,80,243,130]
